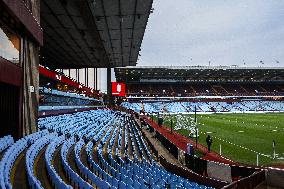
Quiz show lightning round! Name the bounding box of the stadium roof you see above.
[40,0,153,69]
[115,66,284,83]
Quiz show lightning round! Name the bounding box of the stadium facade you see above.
[0,0,42,138]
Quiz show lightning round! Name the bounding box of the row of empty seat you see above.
[0,109,212,188]
[0,130,49,189]
[40,88,101,107]
[39,105,97,111]
[0,135,14,154]
[121,101,284,113]
[40,88,98,101]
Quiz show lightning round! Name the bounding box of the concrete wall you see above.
[22,37,40,136]
[266,168,284,188]
[0,58,23,139]
[22,0,40,136]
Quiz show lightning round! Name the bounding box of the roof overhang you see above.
[115,66,284,83]
[40,0,153,69]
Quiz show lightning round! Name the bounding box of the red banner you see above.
[39,65,94,96]
[112,82,126,96]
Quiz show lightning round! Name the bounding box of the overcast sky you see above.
[100,0,284,91]
[138,0,284,67]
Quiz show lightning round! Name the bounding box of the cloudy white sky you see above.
[138,0,284,67]
[98,0,284,91]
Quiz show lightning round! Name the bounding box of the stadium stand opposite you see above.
[115,66,284,97]
[115,66,284,115]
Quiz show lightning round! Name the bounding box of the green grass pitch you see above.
[154,113,284,166]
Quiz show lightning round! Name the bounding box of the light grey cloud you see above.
[138,0,284,67]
